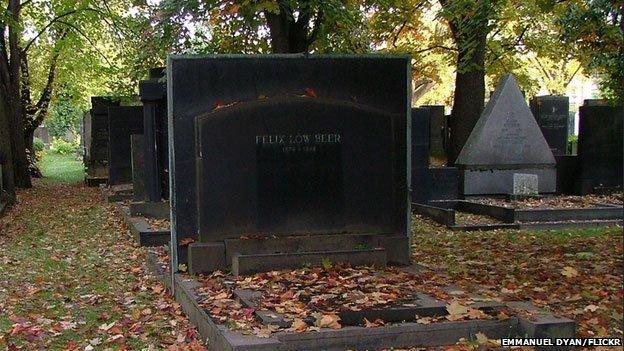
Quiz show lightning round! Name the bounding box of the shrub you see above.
[51,138,79,155]
[33,137,45,152]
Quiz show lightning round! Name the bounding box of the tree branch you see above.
[56,20,113,65]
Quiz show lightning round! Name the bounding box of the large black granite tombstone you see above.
[421,105,447,162]
[139,68,168,202]
[107,106,143,185]
[410,107,431,203]
[168,55,411,270]
[455,74,556,195]
[428,167,459,201]
[85,97,119,185]
[530,95,569,155]
[576,102,623,194]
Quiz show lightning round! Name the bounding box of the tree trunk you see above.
[7,0,31,188]
[0,89,16,203]
[264,1,320,53]
[447,29,487,164]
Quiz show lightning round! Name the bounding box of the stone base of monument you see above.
[85,165,108,187]
[414,198,623,230]
[188,234,410,276]
[129,201,169,219]
[85,176,107,187]
[115,203,170,247]
[144,250,575,350]
[460,168,556,195]
[100,183,134,202]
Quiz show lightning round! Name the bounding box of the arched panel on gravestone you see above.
[196,97,401,241]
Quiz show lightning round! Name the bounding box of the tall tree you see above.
[0,0,138,188]
[558,0,623,104]
[438,0,500,164]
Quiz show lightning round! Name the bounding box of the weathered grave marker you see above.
[455,74,556,195]
[107,106,143,185]
[576,101,623,194]
[411,107,431,203]
[530,95,569,155]
[139,68,168,202]
[84,97,119,186]
[131,134,147,202]
[421,105,447,162]
[167,55,411,273]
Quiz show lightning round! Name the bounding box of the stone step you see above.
[224,233,409,266]
[231,248,387,276]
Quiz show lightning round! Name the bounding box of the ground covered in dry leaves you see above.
[412,215,623,339]
[1,175,622,350]
[0,181,205,350]
[188,214,622,346]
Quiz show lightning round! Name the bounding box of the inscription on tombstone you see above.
[256,132,344,231]
[530,95,569,155]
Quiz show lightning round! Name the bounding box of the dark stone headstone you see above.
[107,106,143,185]
[455,74,556,195]
[139,67,168,202]
[575,103,623,194]
[421,105,447,161]
[530,95,569,155]
[168,55,411,266]
[428,167,459,201]
[85,97,120,181]
[410,108,431,204]
[131,134,147,202]
[555,155,578,194]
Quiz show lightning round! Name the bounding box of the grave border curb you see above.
[143,249,575,351]
[115,203,170,247]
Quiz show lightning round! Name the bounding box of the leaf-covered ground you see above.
[1,154,622,350]
[0,181,205,350]
[412,215,623,338]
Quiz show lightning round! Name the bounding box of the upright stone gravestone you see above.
[428,167,459,201]
[107,106,143,185]
[421,105,447,162]
[575,101,623,194]
[456,74,556,195]
[167,55,411,272]
[410,107,431,203]
[530,95,569,155]
[139,68,168,202]
[131,134,147,201]
[85,97,120,186]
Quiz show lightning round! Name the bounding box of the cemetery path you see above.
[0,181,206,350]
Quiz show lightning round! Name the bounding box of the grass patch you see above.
[38,151,84,184]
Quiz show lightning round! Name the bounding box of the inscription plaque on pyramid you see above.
[456,74,556,195]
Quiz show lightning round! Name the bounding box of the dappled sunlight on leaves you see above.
[0,180,205,350]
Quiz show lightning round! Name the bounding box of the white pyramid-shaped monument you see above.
[456,74,556,195]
